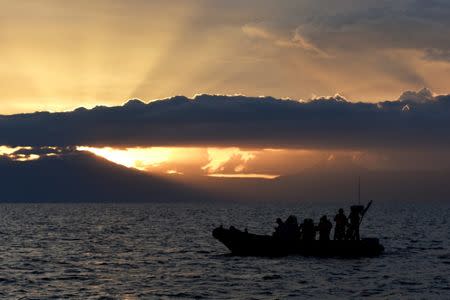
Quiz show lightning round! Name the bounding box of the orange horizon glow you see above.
[207,173,279,179]
[77,146,173,171]
[76,146,281,178]
[4,145,372,178]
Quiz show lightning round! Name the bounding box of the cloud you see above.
[422,48,450,62]
[241,24,275,40]
[291,28,330,58]
[240,1,450,62]
[202,148,256,173]
[242,23,329,57]
[398,88,435,103]
[236,2,450,95]
[1,90,450,150]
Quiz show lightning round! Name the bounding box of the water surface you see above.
[0,202,448,299]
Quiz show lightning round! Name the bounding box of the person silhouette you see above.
[317,215,333,241]
[285,215,300,239]
[334,208,347,240]
[347,206,362,240]
[300,218,316,241]
[273,218,287,238]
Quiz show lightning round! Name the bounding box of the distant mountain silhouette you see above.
[0,151,207,202]
[2,152,449,202]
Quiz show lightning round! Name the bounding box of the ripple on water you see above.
[0,202,448,299]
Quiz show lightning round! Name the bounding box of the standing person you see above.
[317,215,333,241]
[334,208,347,240]
[273,218,287,239]
[300,218,316,241]
[347,206,362,240]
[285,215,300,240]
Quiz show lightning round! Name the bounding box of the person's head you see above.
[287,215,297,224]
[338,208,344,214]
[321,215,327,221]
[276,218,282,224]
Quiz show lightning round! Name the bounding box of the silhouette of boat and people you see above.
[213,201,384,257]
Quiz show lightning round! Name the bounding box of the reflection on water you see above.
[0,202,448,299]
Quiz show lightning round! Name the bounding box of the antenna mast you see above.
[358,176,361,205]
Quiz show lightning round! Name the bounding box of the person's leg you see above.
[346,226,354,240]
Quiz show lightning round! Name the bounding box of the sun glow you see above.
[0,146,31,155]
[202,147,256,173]
[167,169,184,175]
[208,173,279,179]
[0,146,41,161]
[77,146,172,171]
[76,146,291,179]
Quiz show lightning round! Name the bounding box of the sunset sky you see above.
[2,0,450,114]
[2,1,450,179]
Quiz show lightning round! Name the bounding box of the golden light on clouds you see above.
[202,148,256,173]
[3,145,406,177]
[3,1,450,114]
[77,146,281,178]
[208,173,279,179]
[0,146,41,161]
[77,146,173,171]
[0,1,210,114]
[166,170,184,175]
[0,146,29,155]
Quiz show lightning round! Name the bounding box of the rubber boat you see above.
[212,226,384,257]
[213,197,384,257]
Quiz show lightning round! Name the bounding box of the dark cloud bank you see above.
[1,89,450,150]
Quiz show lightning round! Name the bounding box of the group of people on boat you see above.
[273,205,365,241]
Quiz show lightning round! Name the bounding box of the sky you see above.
[2,1,450,179]
[2,0,450,114]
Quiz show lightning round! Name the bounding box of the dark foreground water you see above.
[0,202,449,299]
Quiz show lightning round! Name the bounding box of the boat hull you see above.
[213,227,384,257]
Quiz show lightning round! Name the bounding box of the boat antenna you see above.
[358,176,361,205]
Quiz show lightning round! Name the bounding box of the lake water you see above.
[0,202,449,299]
